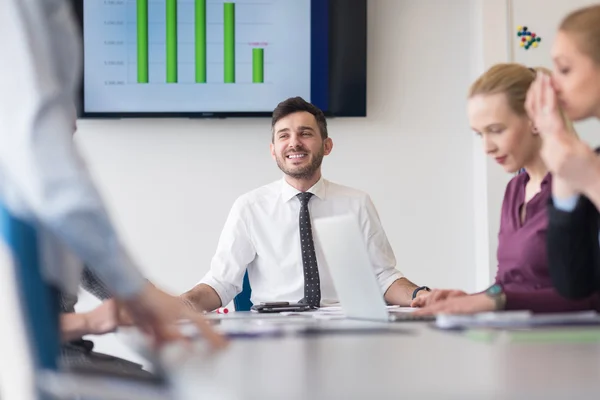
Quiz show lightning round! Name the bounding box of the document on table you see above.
[435,310,600,330]
[280,305,418,319]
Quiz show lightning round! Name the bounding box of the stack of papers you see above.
[435,310,600,330]
[465,327,600,343]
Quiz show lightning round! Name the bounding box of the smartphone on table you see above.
[251,302,314,313]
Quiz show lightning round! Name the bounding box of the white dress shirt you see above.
[200,177,403,306]
[0,0,145,297]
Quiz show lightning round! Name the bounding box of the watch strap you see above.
[485,284,507,310]
[412,286,431,300]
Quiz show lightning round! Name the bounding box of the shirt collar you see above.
[522,171,552,187]
[541,172,552,187]
[280,176,326,203]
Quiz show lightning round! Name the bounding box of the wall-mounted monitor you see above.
[72,0,367,118]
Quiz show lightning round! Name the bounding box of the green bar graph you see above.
[136,0,148,83]
[224,3,235,83]
[166,0,178,83]
[195,0,207,83]
[252,48,264,83]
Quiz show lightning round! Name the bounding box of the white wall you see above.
[75,0,482,362]
[471,0,513,289]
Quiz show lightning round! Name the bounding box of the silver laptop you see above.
[313,214,434,322]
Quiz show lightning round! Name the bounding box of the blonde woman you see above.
[414,63,600,315]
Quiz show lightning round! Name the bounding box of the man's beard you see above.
[276,145,325,180]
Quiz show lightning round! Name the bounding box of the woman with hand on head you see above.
[526,4,600,300]
[413,63,600,316]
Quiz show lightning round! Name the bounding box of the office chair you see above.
[0,203,60,400]
[0,204,170,400]
[233,270,253,311]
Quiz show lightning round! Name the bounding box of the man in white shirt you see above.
[182,97,429,311]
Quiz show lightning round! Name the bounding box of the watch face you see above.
[487,284,502,296]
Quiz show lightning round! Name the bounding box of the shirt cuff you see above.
[552,195,580,212]
[377,269,405,294]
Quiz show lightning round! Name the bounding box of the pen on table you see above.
[201,307,229,316]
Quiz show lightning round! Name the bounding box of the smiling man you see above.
[181,97,428,311]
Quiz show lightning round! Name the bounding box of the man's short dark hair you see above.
[271,97,328,141]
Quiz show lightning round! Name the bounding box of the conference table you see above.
[132,311,600,400]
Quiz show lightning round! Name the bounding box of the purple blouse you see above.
[496,172,600,312]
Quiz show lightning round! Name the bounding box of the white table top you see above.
[125,313,600,400]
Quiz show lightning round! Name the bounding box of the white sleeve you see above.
[0,0,145,298]
[552,195,580,212]
[360,195,404,292]
[199,197,257,306]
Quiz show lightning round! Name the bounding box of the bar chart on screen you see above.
[133,0,270,84]
[83,0,311,112]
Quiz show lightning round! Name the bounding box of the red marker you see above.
[215,307,229,314]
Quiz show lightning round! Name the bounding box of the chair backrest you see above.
[0,236,38,400]
[0,204,60,399]
[0,204,171,400]
[233,270,253,311]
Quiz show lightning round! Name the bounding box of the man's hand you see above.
[410,289,467,308]
[120,283,228,350]
[413,293,496,316]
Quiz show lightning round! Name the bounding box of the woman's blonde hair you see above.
[560,4,600,64]
[468,63,574,132]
